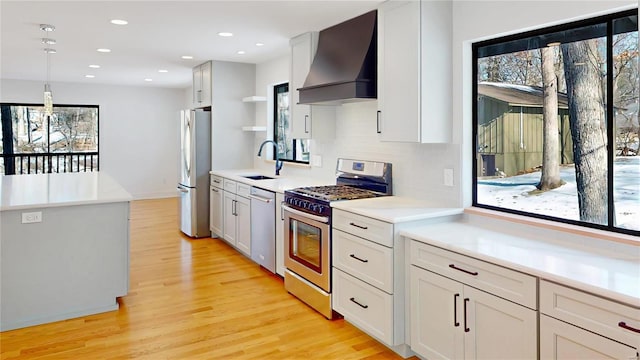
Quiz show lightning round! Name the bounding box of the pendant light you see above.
[40,24,55,116]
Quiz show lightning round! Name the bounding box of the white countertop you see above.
[210,169,333,193]
[401,219,640,306]
[0,172,132,211]
[331,196,463,223]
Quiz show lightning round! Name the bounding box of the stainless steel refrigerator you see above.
[178,109,211,238]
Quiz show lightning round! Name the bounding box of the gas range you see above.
[284,159,392,218]
[282,158,392,320]
[285,185,386,217]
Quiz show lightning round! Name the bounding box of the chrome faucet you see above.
[257,140,283,176]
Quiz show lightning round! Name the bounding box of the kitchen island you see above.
[0,172,132,331]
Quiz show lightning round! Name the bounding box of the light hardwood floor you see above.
[1,198,412,359]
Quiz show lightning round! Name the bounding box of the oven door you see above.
[283,204,331,293]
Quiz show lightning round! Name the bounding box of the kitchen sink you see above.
[242,175,274,180]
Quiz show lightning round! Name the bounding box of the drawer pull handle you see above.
[618,321,640,333]
[453,293,460,327]
[464,298,470,332]
[349,222,368,230]
[350,297,369,309]
[349,254,369,263]
[449,264,478,276]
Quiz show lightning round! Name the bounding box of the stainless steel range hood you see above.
[297,10,377,105]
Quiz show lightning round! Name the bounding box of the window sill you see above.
[261,158,311,169]
[464,207,640,246]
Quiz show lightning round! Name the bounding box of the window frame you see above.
[471,9,639,236]
[0,102,100,174]
[272,82,309,165]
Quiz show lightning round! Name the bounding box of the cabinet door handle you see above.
[350,297,368,309]
[304,115,309,133]
[197,89,202,103]
[618,321,640,333]
[449,264,479,276]
[464,298,470,332]
[211,188,219,193]
[232,200,237,216]
[454,293,460,327]
[376,110,381,134]
[349,254,369,263]
[349,222,368,230]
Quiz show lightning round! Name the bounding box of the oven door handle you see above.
[282,204,330,224]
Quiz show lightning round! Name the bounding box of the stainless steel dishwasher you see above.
[249,187,276,273]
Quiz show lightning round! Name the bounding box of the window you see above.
[473,10,639,235]
[0,103,99,175]
[273,83,309,164]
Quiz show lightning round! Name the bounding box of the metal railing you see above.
[1,152,99,175]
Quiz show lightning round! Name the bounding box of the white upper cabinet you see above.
[193,61,212,109]
[289,32,318,139]
[377,0,452,143]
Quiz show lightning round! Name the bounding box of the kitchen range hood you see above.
[297,10,377,105]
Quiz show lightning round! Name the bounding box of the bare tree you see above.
[538,46,563,190]
[561,40,608,224]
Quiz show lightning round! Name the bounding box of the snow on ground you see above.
[477,157,640,231]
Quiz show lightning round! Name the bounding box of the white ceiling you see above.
[0,0,382,89]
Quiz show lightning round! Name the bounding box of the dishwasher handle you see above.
[248,194,273,203]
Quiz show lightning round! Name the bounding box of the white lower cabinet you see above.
[409,240,538,360]
[221,181,251,257]
[209,185,223,237]
[540,315,638,360]
[539,280,639,360]
[410,266,537,360]
[234,195,251,256]
[333,268,394,344]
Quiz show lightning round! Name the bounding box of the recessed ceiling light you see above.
[144,78,153,82]
[181,55,193,60]
[255,43,264,47]
[110,19,128,25]
[89,64,100,69]
[44,48,57,54]
[85,75,95,78]
[218,32,233,37]
[158,69,168,73]
[237,50,246,55]
[42,38,56,45]
[97,48,111,53]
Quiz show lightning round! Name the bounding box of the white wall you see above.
[453,0,637,207]
[1,79,185,199]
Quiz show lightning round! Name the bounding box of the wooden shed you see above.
[477,82,573,177]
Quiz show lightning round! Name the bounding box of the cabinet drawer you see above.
[540,314,637,359]
[333,229,393,293]
[410,241,537,309]
[333,268,393,345]
[223,179,237,193]
[210,175,223,188]
[332,209,394,247]
[540,280,640,348]
[236,183,250,197]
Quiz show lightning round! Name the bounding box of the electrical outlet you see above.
[443,168,454,187]
[22,211,42,224]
